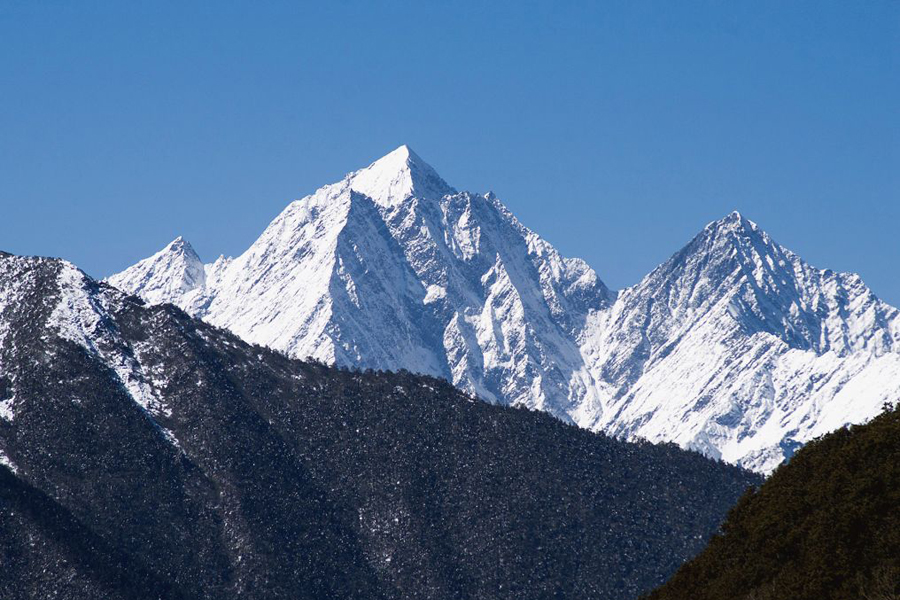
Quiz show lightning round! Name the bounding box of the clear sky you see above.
[1,1,898,304]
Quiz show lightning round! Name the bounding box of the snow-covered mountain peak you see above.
[719,209,747,225]
[154,235,200,262]
[167,235,193,251]
[346,145,455,206]
[640,211,886,353]
[702,210,766,241]
[106,236,205,306]
[661,211,788,288]
[586,210,900,472]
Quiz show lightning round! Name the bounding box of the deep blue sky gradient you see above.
[1,1,898,303]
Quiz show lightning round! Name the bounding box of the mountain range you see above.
[109,146,900,473]
[0,251,757,599]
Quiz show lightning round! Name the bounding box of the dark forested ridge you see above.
[0,253,759,600]
[644,404,900,600]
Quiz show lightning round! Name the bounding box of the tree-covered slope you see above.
[644,405,900,600]
[0,253,759,600]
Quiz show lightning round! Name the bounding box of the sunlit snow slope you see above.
[109,146,900,473]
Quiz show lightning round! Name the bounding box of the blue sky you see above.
[1,1,898,303]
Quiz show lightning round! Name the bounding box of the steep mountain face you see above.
[109,145,615,417]
[583,212,900,472]
[109,147,900,472]
[643,404,900,600]
[0,252,758,600]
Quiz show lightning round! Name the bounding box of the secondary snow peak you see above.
[106,235,206,306]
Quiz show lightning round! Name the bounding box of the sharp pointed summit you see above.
[347,145,455,206]
[164,235,199,256]
[168,234,188,246]
[107,236,205,306]
[708,209,764,235]
[724,209,744,222]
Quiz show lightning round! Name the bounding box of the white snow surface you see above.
[0,448,17,474]
[107,147,900,473]
[107,236,206,307]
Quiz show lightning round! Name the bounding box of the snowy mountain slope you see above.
[109,145,615,415]
[581,212,900,472]
[108,147,900,472]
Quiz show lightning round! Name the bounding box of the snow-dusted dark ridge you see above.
[108,146,900,473]
[0,251,758,600]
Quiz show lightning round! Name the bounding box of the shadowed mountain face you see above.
[643,404,900,600]
[109,147,900,473]
[0,252,759,600]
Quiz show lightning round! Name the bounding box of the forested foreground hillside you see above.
[0,253,759,600]
[644,404,900,600]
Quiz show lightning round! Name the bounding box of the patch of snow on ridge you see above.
[424,284,446,304]
[0,448,17,474]
[50,262,170,418]
[0,398,13,422]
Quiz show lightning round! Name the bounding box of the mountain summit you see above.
[109,148,900,473]
[347,144,454,206]
[112,236,205,306]
[584,211,900,471]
